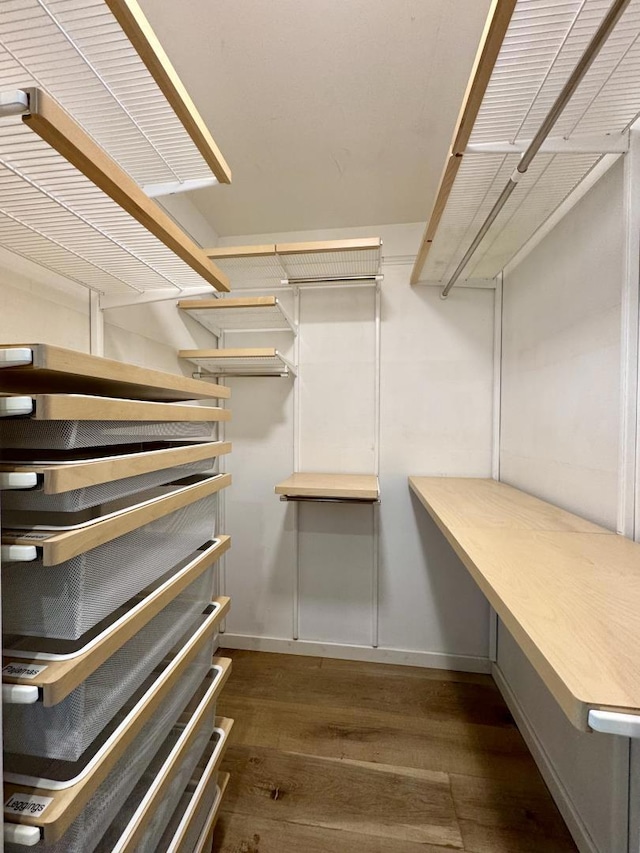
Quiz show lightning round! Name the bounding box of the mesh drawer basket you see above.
[95,701,217,852]
[3,564,216,761]
[157,736,223,853]
[3,457,217,512]
[5,634,214,853]
[2,485,218,639]
[0,419,216,450]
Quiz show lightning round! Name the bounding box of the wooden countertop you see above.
[408,476,640,730]
[275,473,379,500]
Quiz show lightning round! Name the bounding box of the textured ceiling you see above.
[138,0,491,237]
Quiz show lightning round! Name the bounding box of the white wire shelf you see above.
[416,0,640,284]
[206,239,382,288]
[179,348,297,378]
[0,0,229,187]
[178,296,296,335]
[0,109,221,294]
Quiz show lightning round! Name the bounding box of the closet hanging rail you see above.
[440,0,632,299]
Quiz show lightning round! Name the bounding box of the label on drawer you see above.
[3,662,48,679]
[5,793,53,816]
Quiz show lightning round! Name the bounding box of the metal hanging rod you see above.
[441,0,632,300]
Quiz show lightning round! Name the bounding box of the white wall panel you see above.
[299,286,376,473]
[501,160,624,530]
[298,502,374,645]
[378,269,494,658]
[499,159,627,853]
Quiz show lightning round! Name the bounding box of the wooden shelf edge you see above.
[275,473,380,500]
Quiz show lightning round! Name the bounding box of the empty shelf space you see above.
[204,238,382,287]
[178,296,295,334]
[408,476,640,729]
[275,473,380,501]
[180,348,296,378]
[0,344,230,401]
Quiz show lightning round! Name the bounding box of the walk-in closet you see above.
[0,1,639,851]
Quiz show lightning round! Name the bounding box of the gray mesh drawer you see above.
[94,692,219,852]
[4,636,216,853]
[0,418,216,450]
[2,482,218,639]
[157,734,225,853]
[3,565,217,761]
[3,457,217,512]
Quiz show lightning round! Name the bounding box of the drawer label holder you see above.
[5,793,53,816]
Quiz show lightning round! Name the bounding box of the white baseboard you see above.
[492,662,599,853]
[219,633,492,673]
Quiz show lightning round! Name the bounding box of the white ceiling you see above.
[138,0,491,237]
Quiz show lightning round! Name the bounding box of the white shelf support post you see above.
[90,291,104,357]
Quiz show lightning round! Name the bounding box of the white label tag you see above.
[5,793,52,816]
[3,662,48,679]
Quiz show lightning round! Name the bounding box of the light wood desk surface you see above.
[409,476,640,730]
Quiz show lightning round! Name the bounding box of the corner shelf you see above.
[275,473,380,503]
[179,347,296,378]
[178,296,296,335]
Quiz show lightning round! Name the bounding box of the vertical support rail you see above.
[489,271,503,661]
[292,286,301,641]
[372,281,382,648]
[620,129,640,540]
[218,330,228,631]
[90,291,104,357]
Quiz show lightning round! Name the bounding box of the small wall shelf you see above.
[179,347,296,378]
[275,473,380,503]
[178,296,296,335]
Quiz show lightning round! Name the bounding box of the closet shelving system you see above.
[411,0,640,294]
[178,238,382,377]
[0,0,237,848]
[0,344,234,852]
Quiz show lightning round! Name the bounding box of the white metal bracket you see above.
[2,684,39,705]
[1,545,38,562]
[588,709,640,738]
[0,472,38,491]
[3,824,41,847]
[0,397,34,418]
[0,347,33,368]
[143,177,218,198]
[465,131,630,155]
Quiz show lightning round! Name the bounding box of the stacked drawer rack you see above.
[0,344,235,852]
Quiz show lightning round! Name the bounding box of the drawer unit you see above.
[2,474,229,638]
[3,615,231,850]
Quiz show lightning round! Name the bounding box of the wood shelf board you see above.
[2,473,232,565]
[0,344,230,401]
[408,476,640,728]
[0,441,232,495]
[275,473,379,500]
[205,245,277,259]
[3,538,232,705]
[178,297,277,310]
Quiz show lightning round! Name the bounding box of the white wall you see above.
[219,223,495,669]
[499,159,628,853]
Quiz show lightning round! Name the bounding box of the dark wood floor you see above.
[213,650,578,853]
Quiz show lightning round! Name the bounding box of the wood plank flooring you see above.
[213,650,578,853]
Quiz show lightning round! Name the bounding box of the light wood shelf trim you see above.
[115,694,232,851]
[204,244,276,259]
[3,632,232,841]
[0,442,232,495]
[26,394,230,422]
[410,0,517,284]
[3,474,232,565]
[276,237,382,255]
[179,347,277,360]
[103,0,231,184]
[195,772,229,853]
[167,719,234,852]
[3,537,231,705]
[22,88,230,292]
[0,343,230,401]
[275,472,379,500]
[408,476,640,728]
[178,296,277,311]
